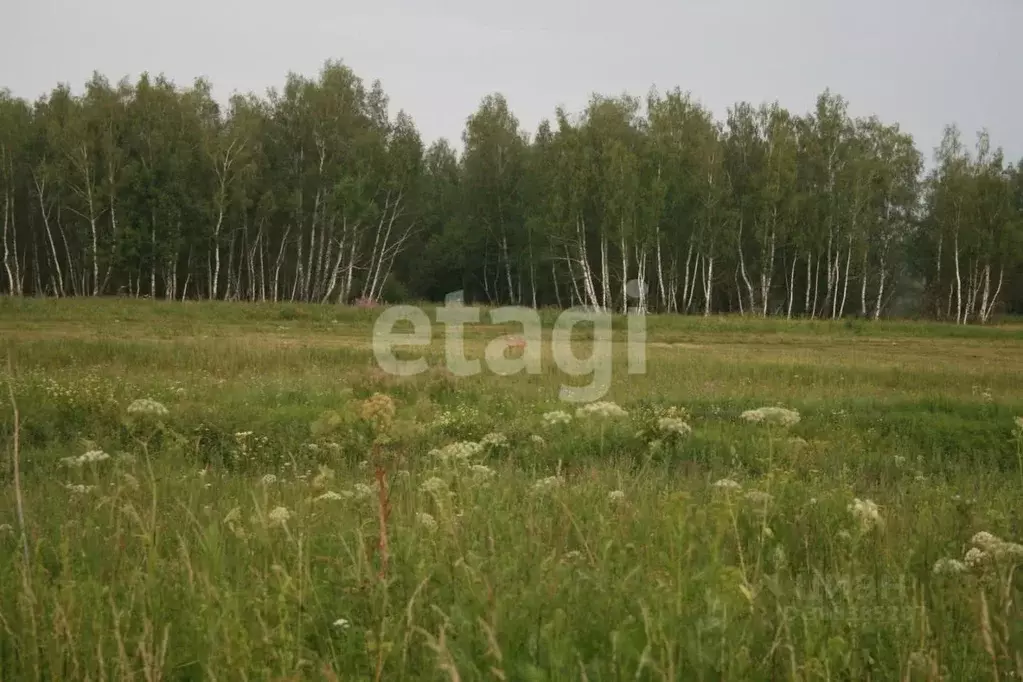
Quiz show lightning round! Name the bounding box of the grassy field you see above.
[1,297,1023,681]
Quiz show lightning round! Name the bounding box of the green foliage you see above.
[1,301,1022,677]
[2,66,1022,319]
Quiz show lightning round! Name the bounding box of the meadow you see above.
[1,297,1023,681]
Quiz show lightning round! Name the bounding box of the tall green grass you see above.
[1,298,1022,680]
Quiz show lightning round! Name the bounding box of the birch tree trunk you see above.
[33,172,65,297]
[702,252,714,316]
[953,230,963,324]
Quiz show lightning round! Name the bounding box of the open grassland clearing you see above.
[1,298,1023,680]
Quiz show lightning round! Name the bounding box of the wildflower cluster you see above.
[966,531,1023,566]
[61,449,110,467]
[430,404,484,435]
[932,557,968,575]
[480,431,509,450]
[420,476,448,495]
[267,506,292,527]
[542,410,572,427]
[848,498,882,532]
[429,441,484,465]
[658,417,692,437]
[469,464,496,482]
[40,372,119,409]
[313,491,347,502]
[932,530,1023,576]
[416,512,438,532]
[359,392,396,432]
[231,431,273,465]
[740,406,801,427]
[745,490,773,507]
[126,398,169,417]
[576,401,628,419]
[533,475,564,492]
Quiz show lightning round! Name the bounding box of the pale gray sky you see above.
[3,0,1021,164]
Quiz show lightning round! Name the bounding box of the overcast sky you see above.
[3,0,1021,165]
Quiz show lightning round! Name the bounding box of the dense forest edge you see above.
[1,59,1021,321]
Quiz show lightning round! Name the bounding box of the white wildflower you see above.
[998,542,1023,561]
[608,489,626,502]
[530,434,546,447]
[745,490,773,506]
[480,432,509,449]
[658,417,692,437]
[0,523,12,534]
[416,512,438,532]
[964,547,989,569]
[234,431,253,439]
[971,531,1001,550]
[420,477,448,494]
[576,401,628,419]
[932,558,967,575]
[261,474,278,486]
[431,441,483,465]
[848,498,882,532]
[469,464,496,482]
[655,405,690,420]
[126,398,169,417]
[62,450,111,467]
[80,449,110,464]
[542,410,573,426]
[333,618,351,630]
[267,506,292,526]
[893,455,906,467]
[971,531,1023,561]
[533,475,564,492]
[353,482,376,500]
[712,478,742,491]
[314,491,346,502]
[740,406,800,427]
[64,483,95,495]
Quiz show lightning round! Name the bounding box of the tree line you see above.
[1,60,1021,321]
